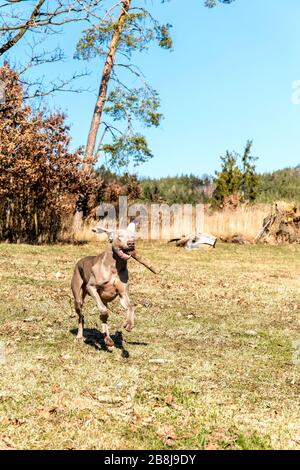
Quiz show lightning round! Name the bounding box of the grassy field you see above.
[0,241,300,450]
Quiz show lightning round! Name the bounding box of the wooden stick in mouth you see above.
[130,252,160,275]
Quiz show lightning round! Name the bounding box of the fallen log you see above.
[168,232,217,250]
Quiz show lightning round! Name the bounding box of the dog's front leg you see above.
[100,310,114,348]
[119,292,135,332]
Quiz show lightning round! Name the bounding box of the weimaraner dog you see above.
[71,223,138,347]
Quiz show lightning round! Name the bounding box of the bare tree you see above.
[0,0,101,56]
[0,0,45,56]
[0,1,105,101]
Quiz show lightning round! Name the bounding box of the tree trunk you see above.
[74,0,131,233]
[85,0,131,163]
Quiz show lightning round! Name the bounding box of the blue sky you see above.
[4,0,300,177]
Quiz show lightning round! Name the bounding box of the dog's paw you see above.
[75,336,84,344]
[123,321,134,332]
[104,336,115,348]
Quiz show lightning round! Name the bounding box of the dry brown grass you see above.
[60,221,100,244]
[204,205,270,241]
[66,204,271,243]
[1,241,300,450]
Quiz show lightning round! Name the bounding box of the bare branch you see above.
[0,0,46,55]
[21,70,92,100]
[0,0,103,56]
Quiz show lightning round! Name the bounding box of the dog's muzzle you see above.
[113,246,134,260]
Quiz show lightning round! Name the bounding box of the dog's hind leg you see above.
[71,268,86,342]
[75,287,86,342]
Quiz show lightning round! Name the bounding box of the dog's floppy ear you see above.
[127,222,136,233]
[92,226,114,242]
[127,220,139,236]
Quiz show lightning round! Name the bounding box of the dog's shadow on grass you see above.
[70,328,148,358]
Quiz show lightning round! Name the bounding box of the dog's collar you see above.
[112,246,132,261]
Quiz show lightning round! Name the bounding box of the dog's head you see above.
[93,222,136,260]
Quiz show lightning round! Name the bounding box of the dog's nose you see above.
[128,241,135,248]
